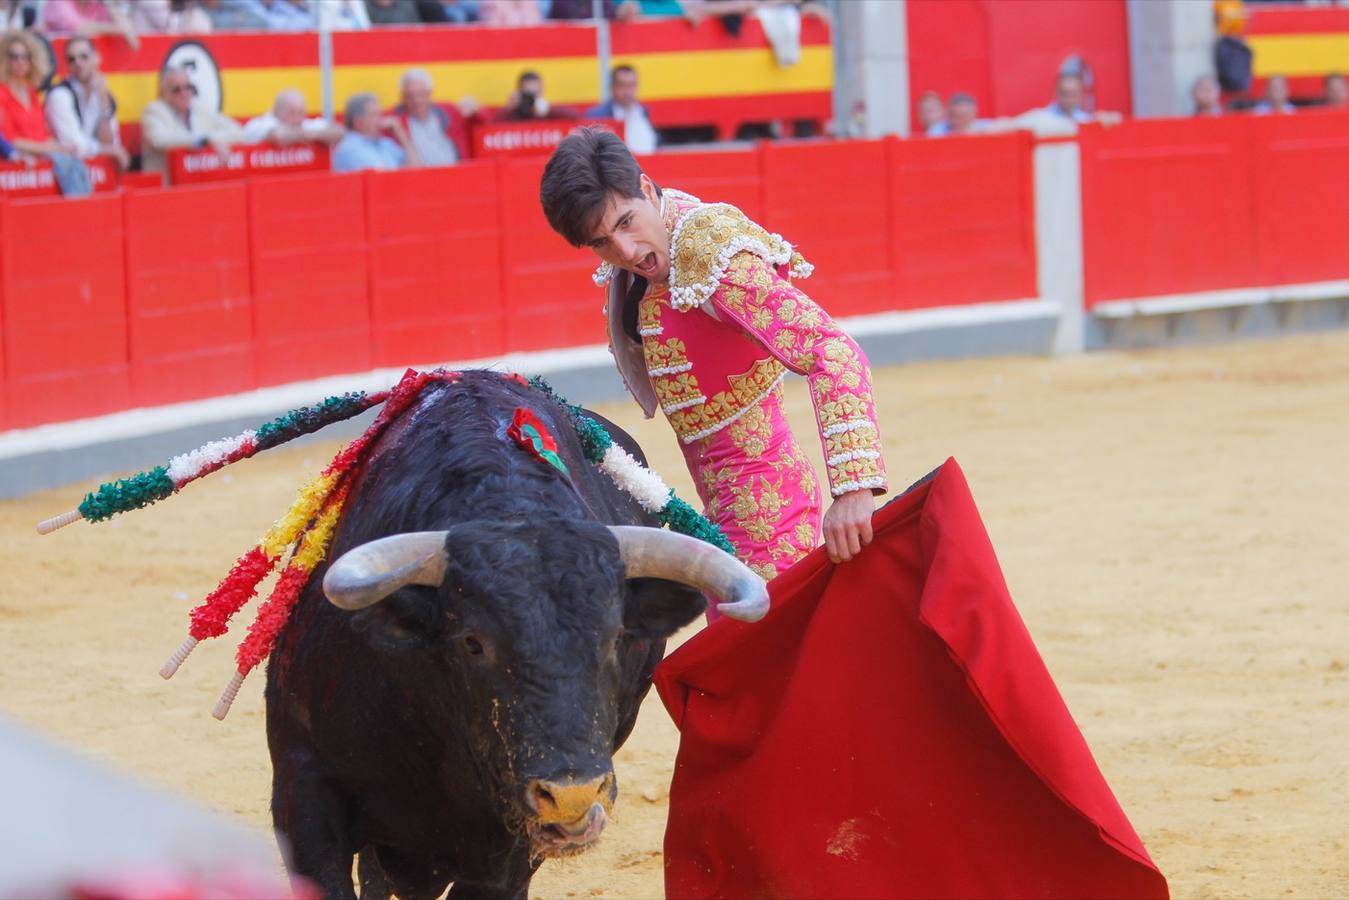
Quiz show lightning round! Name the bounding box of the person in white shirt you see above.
[242,89,344,145]
[43,36,129,168]
[585,64,657,156]
[140,65,244,175]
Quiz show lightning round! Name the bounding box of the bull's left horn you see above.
[322,531,450,610]
[608,526,769,623]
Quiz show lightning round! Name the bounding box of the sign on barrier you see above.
[0,157,118,197]
[472,119,621,158]
[167,143,330,185]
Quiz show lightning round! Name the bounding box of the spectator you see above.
[586,64,656,155]
[499,70,574,120]
[432,1,481,22]
[916,90,944,136]
[237,0,313,30]
[1253,74,1294,115]
[44,36,128,167]
[140,65,244,175]
[391,68,477,166]
[945,92,983,135]
[40,0,139,50]
[1192,74,1223,117]
[1041,72,1122,125]
[199,0,269,29]
[242,88,344,144]
[1214,0,1252,95]
[365,0,421,24]
[1,0,35,30]
[479,0,544,25]
[549,0,625,19]
[332,92,419,171]
[129,0,213,33]
[1325,72,1347,110]
[0,30,71,159]
[318,0,370,29]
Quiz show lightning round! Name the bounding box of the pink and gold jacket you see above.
[602,189,887,497]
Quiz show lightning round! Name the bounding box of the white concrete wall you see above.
[836,0,909,138]
[1127,0,1217,118]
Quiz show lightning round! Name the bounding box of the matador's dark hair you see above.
[539,127,645,248]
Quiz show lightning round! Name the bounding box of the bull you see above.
[265,371,765,898]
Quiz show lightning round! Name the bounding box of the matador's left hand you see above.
[822,489,876,564]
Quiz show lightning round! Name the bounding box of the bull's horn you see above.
[608,526,769,623]
[322,531,450,610]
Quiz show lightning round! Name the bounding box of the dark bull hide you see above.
[265,372,764,899]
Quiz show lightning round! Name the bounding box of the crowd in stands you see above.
[0,0,822,35]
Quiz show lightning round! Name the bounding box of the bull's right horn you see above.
[322,531,450,610]
[608,526,770,622]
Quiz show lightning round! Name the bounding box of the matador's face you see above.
[585,175,670,283]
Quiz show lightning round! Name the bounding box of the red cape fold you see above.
[654,458,1168,899]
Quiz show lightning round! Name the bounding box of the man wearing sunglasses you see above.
[44,37,129,170]
[141,65,244,178]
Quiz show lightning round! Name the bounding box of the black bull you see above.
[265,372,763,899]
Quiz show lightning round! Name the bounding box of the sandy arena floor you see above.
[2,330,1347,898]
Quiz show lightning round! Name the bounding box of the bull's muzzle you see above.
[525,773,613,853]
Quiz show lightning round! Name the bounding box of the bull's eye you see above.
[464,635,485,656]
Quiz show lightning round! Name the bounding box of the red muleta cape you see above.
[654,459,1168,899]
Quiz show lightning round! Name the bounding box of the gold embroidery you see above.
[668,357,786,441]
[670,205,806,310]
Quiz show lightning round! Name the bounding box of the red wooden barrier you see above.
[365,164,505,366]
[1080,117,1260,306]
[1250,111,1349,286]
[473,119,620,159]
[167,143,331,186]
[637,147,763,222]
[497,157,599,352]
[123,184,254,407]
[761,139,893,317]
[0,157,119,198]
[888,131,1037,309]
[1,194,130,427]
[248,171,371,386]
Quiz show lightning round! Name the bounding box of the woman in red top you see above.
[0,30,71,160]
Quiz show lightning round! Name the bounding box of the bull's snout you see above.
[525,773,614,825]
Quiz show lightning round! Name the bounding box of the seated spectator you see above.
[237,0,313,30]
[391,68,478,166]
[586,64,656,155]
[0,30,72,159]
[140,65,245,175]
[1325,72,1347,110]
[550,0,630,19]
[499,70,574,120]
[366,0,421,24]
[1192,73,1223,116]
[317,0,370,28]
[1253,73,1294,115]
[332,92,419,171]
[916,90,945,136]
[1,0,34,30]
[44,36,129,168]
[129,0,213,33]
[243,88,344,145]
[40,0,139,50]
[435,0,481,21]
[479,0,544,26]
[199,0,269,30]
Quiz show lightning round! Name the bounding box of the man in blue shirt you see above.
[332,93,420,173]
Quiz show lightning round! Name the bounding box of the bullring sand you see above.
[2,331,1347,898]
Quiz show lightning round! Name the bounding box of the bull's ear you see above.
[623,578,706,639]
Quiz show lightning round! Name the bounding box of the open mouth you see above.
[528,802,608,855]
[634,252,658,277]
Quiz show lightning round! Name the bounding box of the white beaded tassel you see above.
[36,509,83,535]
[212,670,246,720]
[159,636,200,679]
